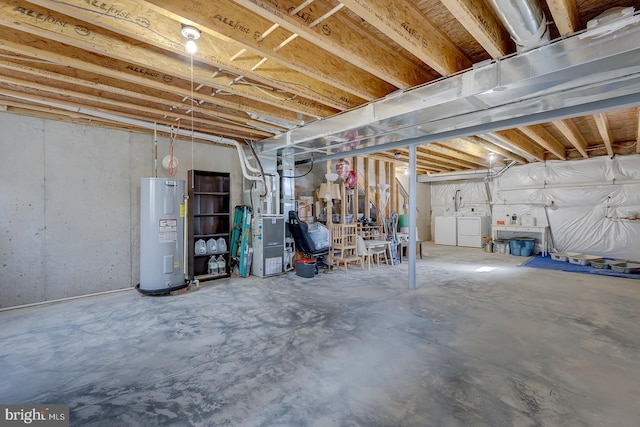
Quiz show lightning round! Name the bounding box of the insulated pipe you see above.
[487,0,550,51]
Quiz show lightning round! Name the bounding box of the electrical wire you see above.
[169,119,181,177]
[190,53,194,188]
[281,157,314,178]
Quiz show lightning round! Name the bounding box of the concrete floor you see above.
[1,243,640,426]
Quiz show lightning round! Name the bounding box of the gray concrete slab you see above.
[1,243,640,426]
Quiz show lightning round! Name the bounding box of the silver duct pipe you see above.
[487,0,550,52]
[492,160,517,179]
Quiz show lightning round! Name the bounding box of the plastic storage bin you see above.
[295,259,317,278]
[509,238,535,257]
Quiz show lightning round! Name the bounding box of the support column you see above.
[409,145,417,291]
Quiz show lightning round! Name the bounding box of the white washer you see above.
[457,216,491,248]
[434,216,457,246]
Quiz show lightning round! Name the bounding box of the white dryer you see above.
[457,216,491,248]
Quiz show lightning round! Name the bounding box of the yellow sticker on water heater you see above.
[179,203,185,217]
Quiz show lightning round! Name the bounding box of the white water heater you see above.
[139,178,187,294]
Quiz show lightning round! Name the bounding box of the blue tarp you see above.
[522,255,640,280]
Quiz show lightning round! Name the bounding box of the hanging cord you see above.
[169,118,181,177]
[190,53,195,187]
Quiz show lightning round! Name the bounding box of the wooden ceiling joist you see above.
[233,0,434,88]
[141,0,395,102]
[594,112,615,157]
[546,0,581,36]
[0,31,303,126]
[0,60,278,136]
[6,1,337,118]
[439,0,514,58]
[519,125,567,160]
[339,0,472,76]
[463,136,528,164]
[488,130,546,162]
[26,0,369,111]
[553,119,589,159]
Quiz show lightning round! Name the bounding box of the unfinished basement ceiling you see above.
[1,0,640,174]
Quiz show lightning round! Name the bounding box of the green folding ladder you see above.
[230,205,252,277]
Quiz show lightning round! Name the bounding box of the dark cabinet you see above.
[187,170,231,281]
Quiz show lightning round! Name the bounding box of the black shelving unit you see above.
[187,170,231,281]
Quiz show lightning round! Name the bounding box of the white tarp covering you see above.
[431,155,640,260]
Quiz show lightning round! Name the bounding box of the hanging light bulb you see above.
[181,24,201,54]
[185,39,198,54]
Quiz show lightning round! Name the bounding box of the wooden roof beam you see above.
[340,0,472,76]
[134,0,395,102]
[488,130,546,162]
[553,119,589,158]
[14,0,338,117]
[519,125,567,160]
[594,112,615,157]
[233,0,434,88]
[440,0,514,58]
[547,0,580,36]
[463,136,528,164]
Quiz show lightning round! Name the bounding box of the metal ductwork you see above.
[259,11,640,167]
[487,0,550,52]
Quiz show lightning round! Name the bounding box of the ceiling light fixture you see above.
[181,24,201,54]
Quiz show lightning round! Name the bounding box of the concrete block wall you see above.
[0,113,242,308]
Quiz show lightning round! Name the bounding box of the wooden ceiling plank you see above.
[339,0,472,76]
[519,125,567,160]
[422,145,486,168]
[0,30,302,126]
[0,59,277,135]
[233,0,433,88]
[594,112,615,157]
[142,0,395,101]
[463,136,528,164]
[489,130,546,162]
[546,0,580,36]
[552,119,589,158]
[8,1,337,117]
[439,0,514,58]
